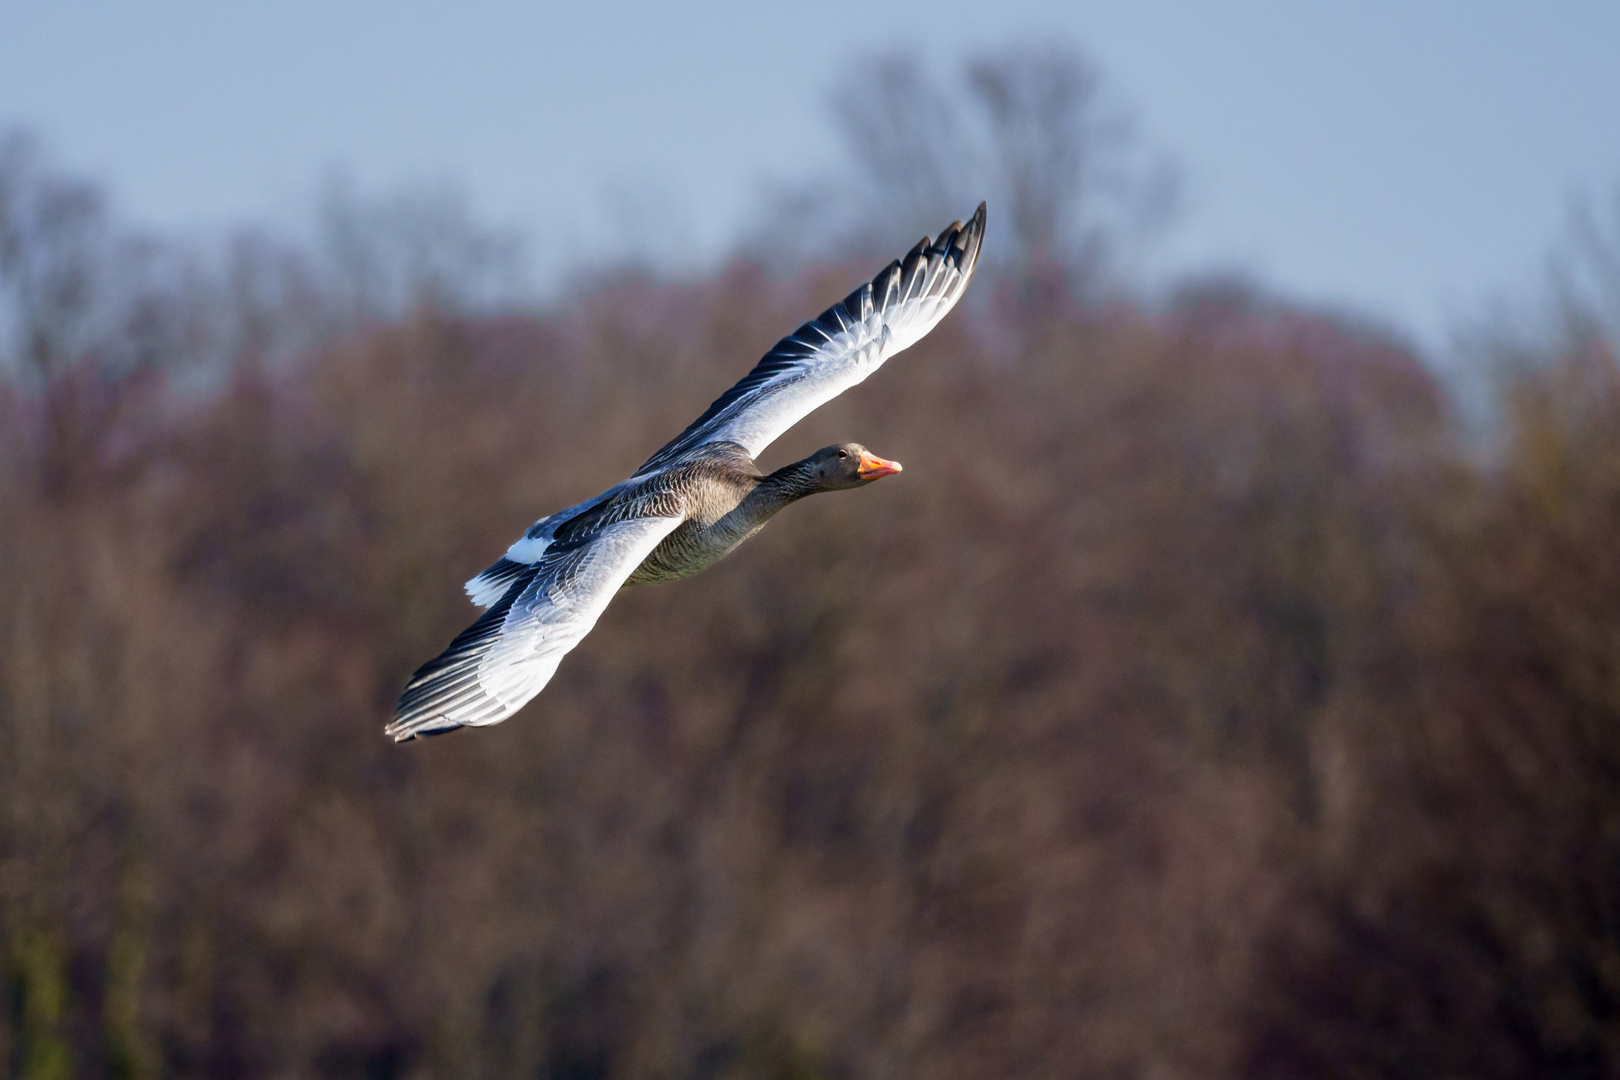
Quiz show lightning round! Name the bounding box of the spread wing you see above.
[635,202,986,476]
[387,515,683,741]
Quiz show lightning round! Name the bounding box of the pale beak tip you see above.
[856,451,904,480]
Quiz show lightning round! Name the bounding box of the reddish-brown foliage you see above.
[1,263,1615,1079]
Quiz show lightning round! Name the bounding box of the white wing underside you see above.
[675,323,891,466]
[390,515,682,739]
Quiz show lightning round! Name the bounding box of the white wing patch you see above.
[504,534,551,565]
[462,480,646,607]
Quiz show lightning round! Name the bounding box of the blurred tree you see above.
[6,106,1620,1080]
[828,52,968,249]
[758,42,1177,303]
[0,130,109,387]
[314,173,529,321]
[1554,182,1620,348]
[0,130,533,395]
[965,44,1162,290]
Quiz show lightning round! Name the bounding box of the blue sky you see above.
[4,1,1618,354]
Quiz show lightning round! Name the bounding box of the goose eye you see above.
[837,450,847,458]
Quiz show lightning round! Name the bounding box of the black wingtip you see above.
[385,718,466,742]
[967,202,987,245]
[946,202,988,281]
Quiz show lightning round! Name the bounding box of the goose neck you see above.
[755,458,821,505]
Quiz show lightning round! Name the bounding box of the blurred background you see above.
[3,2,1620,1078]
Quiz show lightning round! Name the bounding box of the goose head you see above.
[803,442,903,491]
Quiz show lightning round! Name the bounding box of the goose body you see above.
[388,204,986,741]
[621,445,820,586]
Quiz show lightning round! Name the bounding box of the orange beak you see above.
[856,450,904,480]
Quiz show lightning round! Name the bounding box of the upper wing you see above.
[387,514,683,741]
[635,203,986,476]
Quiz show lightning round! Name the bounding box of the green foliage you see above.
[9,930,72,1080]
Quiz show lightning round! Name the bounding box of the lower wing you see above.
[387,515,683,740]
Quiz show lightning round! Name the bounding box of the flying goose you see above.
[387,203,986,741]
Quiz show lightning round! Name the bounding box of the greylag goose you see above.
[387,203,986,741]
